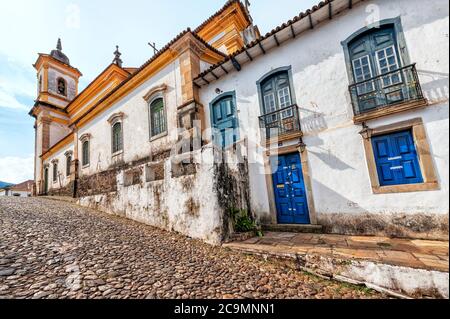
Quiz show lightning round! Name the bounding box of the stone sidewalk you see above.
[224,232,449,298]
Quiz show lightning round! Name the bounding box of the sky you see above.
[0,0,318,184]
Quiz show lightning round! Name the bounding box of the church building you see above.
[30,0,449,244]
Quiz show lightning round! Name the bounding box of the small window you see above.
[38,75,43,92]
[53,163,58,182]
[112,122,123,154]
[57,78,67,96]
[66,155,72,177]
[82,141,90,167]
[150,98,167,138]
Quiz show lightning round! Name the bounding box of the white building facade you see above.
[196,0,449,240]
[32,0,449,244]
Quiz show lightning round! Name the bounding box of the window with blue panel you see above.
[210,93,239,148]
[372,130,423,186]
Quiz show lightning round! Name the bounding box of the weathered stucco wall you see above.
[77,146,249,245]
[77,59,182,177]
[199,0,449,239]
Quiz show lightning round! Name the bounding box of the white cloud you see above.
[0,58,36,111]
[0,155,34,184]
[0,90,29,111]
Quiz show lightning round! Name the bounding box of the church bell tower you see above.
[30,39,82,195]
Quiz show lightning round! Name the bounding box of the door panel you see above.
[272,153,310,224]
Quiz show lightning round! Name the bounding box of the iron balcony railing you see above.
[259,104,302,139]
[349,64,425,116]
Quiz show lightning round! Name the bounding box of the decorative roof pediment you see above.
[107,112,125,124]
[79,133,92,142]
[64,150,74,157]
[143,84,168,102]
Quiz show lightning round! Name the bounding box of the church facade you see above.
[31,0,449,244]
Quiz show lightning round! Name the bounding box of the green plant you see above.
[229,208,263,236]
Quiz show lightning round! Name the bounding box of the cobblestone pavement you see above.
[0,197,384,299]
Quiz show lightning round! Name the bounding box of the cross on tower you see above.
[148,42,159,55]
[113,45,123,67]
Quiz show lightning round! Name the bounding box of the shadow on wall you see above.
[418,69,449,103]
[303,133,355,171]
[308,149,355,171]
[299,106,329,134]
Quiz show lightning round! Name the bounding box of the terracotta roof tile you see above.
[195,0,334,81]
[10,180,34,192]
[194,0,252,34]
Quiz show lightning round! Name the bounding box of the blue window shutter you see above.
[372,130,424,186]
[210,94,238,148]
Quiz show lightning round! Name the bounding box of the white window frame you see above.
[375,45,402,88]
[352,55,375,95]
[278,86,293,118]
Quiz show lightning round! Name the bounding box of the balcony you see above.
[259,104,303,142]
[349,64,427,123]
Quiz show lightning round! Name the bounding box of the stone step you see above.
[262,224,323,234]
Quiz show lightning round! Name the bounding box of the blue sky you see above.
[0,0,318,183]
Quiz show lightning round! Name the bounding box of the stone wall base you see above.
[317,212,449,241]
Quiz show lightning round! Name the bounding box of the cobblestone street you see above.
[0,197,383,299]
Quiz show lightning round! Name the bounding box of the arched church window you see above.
[82,141,90,167]
[53,162,58,183]
[66,154,72,177]
[57,78,67,96]
[112,122,123,154]
[149,97,166,138]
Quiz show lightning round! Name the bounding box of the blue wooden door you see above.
[211,95,238,148]
[271,153,310,224]
[372,130,423,186]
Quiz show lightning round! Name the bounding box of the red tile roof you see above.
[10,180,34,192]
[195,0,336,82]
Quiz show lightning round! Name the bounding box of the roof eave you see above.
[194,0,361,86]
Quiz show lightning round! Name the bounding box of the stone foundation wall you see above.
[78,169,118,197]
[47,181,74,197]
[76,146,250,245]
[317,212,449,241]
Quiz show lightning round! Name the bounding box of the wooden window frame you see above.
[65,153,72,177]
[52,161,58,183]
[82,141,90,168]
[111,121,123,156]
[361,118,439,194]
[148,94,168,141]
[209,91,240,149]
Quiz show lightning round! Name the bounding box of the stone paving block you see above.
[0,197,384,299]
[333,248,380,260]
[418,258,449,272]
